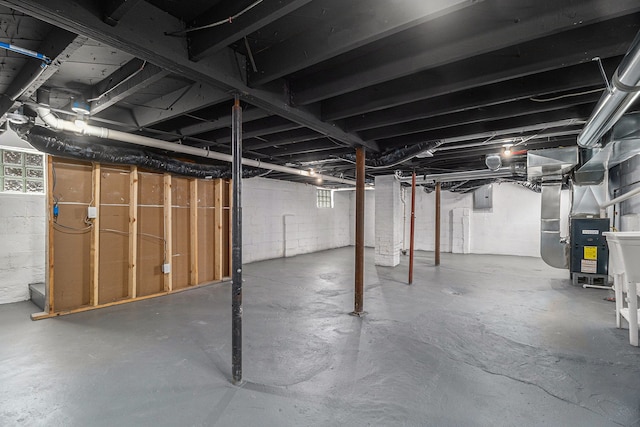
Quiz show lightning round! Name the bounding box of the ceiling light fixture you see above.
[502,143,514,156]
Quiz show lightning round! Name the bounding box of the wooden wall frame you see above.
[33,158,231,320]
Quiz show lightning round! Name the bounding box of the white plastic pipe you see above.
[36,107,357,185]
[600,185,640,209]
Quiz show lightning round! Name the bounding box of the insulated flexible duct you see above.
[34,107,357,185]
[24,126,269,179]
[340,141,441,168]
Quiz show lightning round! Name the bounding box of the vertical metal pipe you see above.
[408,172,416,284]
[231,95,243,384]
[435,181,441,266]
[353,147,365,315]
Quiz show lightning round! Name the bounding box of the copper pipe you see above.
[409,172,416,284]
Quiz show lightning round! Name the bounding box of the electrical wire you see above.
[87,61,147,102]
[100,228,168,264]
[53,222,92,233]
[165,0,264,36]
[529,88,604,103]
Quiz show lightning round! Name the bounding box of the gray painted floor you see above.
[1,248,639,426]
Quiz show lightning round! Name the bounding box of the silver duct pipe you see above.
[540,180,569,269]
[35,107,357,185]
[399,167,514,183]
[578,30,640,147]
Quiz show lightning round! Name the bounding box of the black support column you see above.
[231,95,243,384]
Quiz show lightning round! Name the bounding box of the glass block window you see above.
[316,188,333,208]
[0,148,45,194]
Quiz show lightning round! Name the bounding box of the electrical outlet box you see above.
[87,206,97,219]
[162,263,171,274]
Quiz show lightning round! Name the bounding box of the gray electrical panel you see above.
[473,184,493,210]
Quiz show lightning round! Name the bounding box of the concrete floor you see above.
[1,247,639,426]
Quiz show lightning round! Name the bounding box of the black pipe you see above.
[22,125,266,179]
[231,95,243,384]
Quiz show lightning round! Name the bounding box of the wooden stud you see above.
[163,174,173,291]
[129,166,138,299]
[214,179,223,280]
[90,163,101,306]
[189,179,199,285]
[30,276,232,320]
[46,156,55,314]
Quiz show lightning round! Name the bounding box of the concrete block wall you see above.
[374,175,403,266]
[0,194,46,304]
[469,184,542,257]
[242,177,351,263]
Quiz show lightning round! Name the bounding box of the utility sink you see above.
[603,232,640,346]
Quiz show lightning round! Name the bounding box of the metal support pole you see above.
[435,181,441,266]
[409,172,416,284]
[353,147,365,315]
[231,95,243,384]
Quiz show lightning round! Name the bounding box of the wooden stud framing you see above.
[214,179,223,280]
[189,179,199,285]
[46,156,55,315]
[90,163,101,306]
[129,166,138,299]
[41,160,234,319]
[163,174,173,291]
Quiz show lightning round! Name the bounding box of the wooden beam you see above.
[129,166,138,298]
[90,163,101,306]
[46,156,55,314]
[163,173,173,291]
[190,179,199,285]
[214,179,223,280]
[30,277,231,320]
[90,59,169,114]
[103,0,141,26]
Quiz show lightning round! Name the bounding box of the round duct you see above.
[485,154,502,171]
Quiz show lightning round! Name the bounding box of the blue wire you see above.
[0,41,52,65]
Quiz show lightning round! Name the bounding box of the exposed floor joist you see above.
[0,0,376,151]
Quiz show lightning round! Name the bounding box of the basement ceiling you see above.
[0,0,639,186]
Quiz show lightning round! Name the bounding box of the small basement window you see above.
[316,188,333,208]
[0,148,45,194]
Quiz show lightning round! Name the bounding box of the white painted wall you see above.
[0,194,46,304]
[242,177,351,263]
[386,182,572,258]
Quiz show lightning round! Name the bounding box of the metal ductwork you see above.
[33,107,357,185]
[575,112,640,185]
[540,181,568,269]
[578,30,640,148]
[399,166,517,184]
[527,147,579,269]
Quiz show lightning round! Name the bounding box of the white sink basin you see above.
[603,232,640,283]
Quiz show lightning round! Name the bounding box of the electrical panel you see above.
[570,218,609,275]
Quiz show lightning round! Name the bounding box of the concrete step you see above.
[29,282,45,311]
